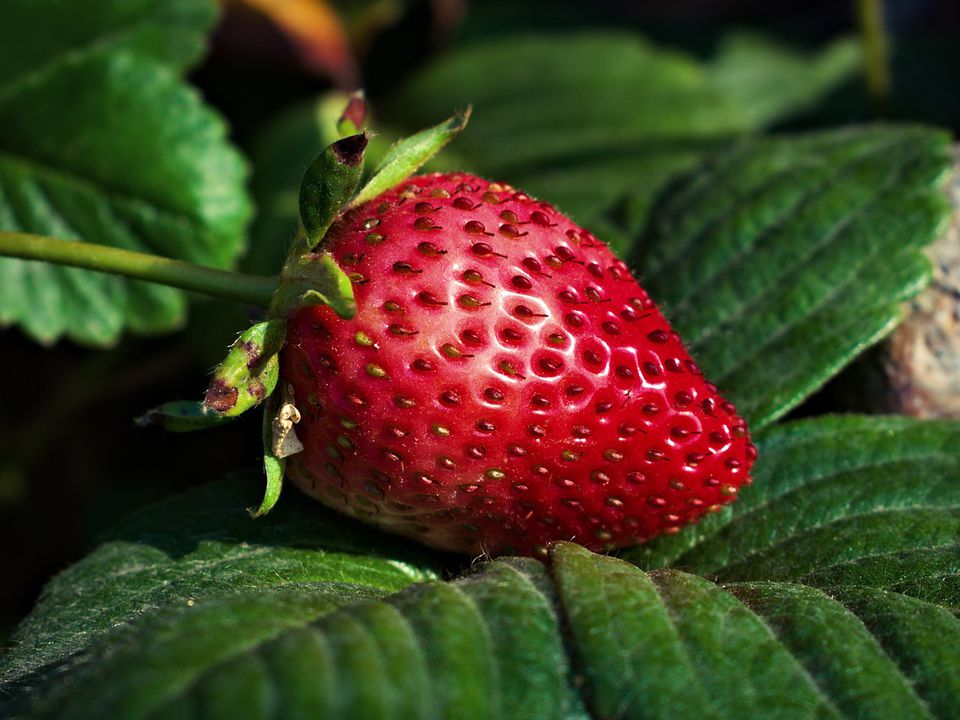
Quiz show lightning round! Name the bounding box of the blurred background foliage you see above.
[1,0,957,641]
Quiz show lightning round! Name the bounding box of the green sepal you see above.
[252,394,284,518]
[337,90,366,136]
[270,251,356,320]
[252,384,305,518]
[203,320,287,417]
[351,107,471,207]
[134,400,234,433]
[299,132,368,249]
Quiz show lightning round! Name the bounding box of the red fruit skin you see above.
[281,173,755,556]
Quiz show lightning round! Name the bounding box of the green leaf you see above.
[7,551,586,719]
[204,320,286,417]
[14,591,357,720]
[549,542,715,718]
[351,108,472,207]
[825,586,960,720]
[647,571,839,719]
[0,0,217,94]
[0,36,251,345]
[727,582,932,719]
[630,415,960,600]
[0,475,440,695]
[552,545,957,720]
[10,539,959,719]
[389,32,858,246]
[134,399,234,432]
[633,126,952,428]
[707,33,860,129]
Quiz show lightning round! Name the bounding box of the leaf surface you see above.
[0,475,440,693]
[8,540,959,719]
[629,415,960,605]
[389,32,859,247]
[634,126,952,427]
[0,0,216,95]
[0,3,251,345]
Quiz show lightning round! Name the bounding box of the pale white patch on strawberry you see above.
[272,384,304,458]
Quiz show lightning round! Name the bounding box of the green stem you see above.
[856,0,891,113]
[0,231,277,308]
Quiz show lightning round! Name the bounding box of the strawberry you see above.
[280,172,756,556]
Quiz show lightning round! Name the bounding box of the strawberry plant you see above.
[1,1,958,718]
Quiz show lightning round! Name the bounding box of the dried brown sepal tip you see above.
[330,133,367,166]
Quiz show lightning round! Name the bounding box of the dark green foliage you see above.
[633,127,952,427]
[390,32,859,249]
[1,4,958,716]
[0,0,251,345]
[4,417,960,718]
[0,477,441,698]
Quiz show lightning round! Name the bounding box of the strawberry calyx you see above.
[138,96,474,518]
[270,250,358,321]
[253,384,301,518]
[202,319,287,416]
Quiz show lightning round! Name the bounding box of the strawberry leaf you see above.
[7,562,585,720]
[635,126,952,428]
[0,0,216,87]
[5,416,960,717]
[629,415,960,604]
[0,2,251,346]
[6,537,958,718]
[706,32,860,129]
[552,546,943,720]
[389,32,858,247]
[726,583,937,719]
[0,475,440,698]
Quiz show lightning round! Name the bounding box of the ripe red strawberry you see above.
[281,172,755,556]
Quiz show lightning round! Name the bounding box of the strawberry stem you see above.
[856,0,891,114]
[0,231,278,308]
